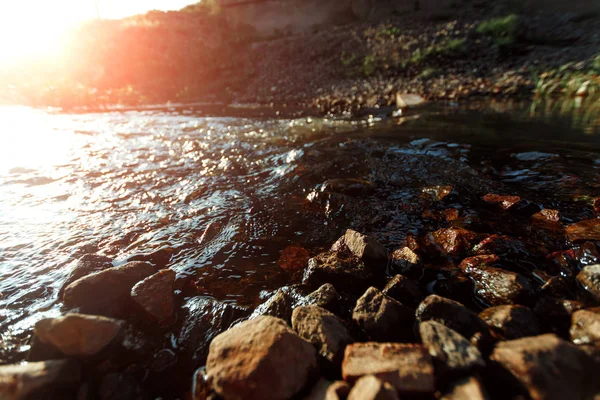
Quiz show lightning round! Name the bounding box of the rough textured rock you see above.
[419,321,484,376]
[382,274,422,309]
[342,342,435,394]
[566,220,600,242]
[570,309,600,346]
[0,359,81,400]
[415,295,490,342]
[250,288,294,324]
[479,305,541,340]
[292,305,354,366]
[441,376,490,400]
[303,250,372,291]
[34,314,122,357]
[576,264,600,301]
[490,334,596,400]
[59,254,113,299]
[352,287,414,342]
[347,375,399,400]
[130,269,176,327]
[63,261,157,317]
[464,266,532,306]
[305,283,341,314]
[389,247,422,279]
[331,229,387,264]
[206,316,318,400]
[430,228,479,257]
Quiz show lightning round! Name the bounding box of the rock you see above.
[326,381,351,400]
[479,305,541,340]
[292,306,354,367]
[422,185,454,201]
[570,309,600,346]
[482,194,523,211]
[331,229,387,264]
[178,297,248,361]
[305,283,341,314]
[63,261,157,317]
[430,228,479,257]
[302,379,332,400]
[534,297,586,337]
[323,179,376,196]
[532,209,561,223]
[415,295,490,343]
[342,342,435,394]
[576,264,600,301]
[464,266,532,306]
[490,334,595,400]
[441,376,490,400]
[277,245,310,272]
[206,316,318,400]
[566,219,600,242]
[98,373,143,400]
[0,359,81,400]
[33,314,122,357]
[574,242,600,268]
[471,235,526,257]
[59,254,113,299]
[347,375,399,400]
[382,274,422,309]
[130,269,176,327]
[458,255,499,272]
[419,321,484,376]
[352,287,414,342]
[303,250,372,291]
[594,198,600,213]
[389,247,422,279]
[250,289,294,324]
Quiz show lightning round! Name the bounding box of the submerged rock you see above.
[389,247,422,279]
[352,287,414,342]
[347,375,399,400]
[305,283,341,314]
[59,254,113,299]
[342,342,435,394]
[206,316,318,400]
[479,305,541,340]
[570,309,600,346]
[566,219,600,242]
[303,250,372,291]
[382,274,422,309]
[430,228,479,257]
[576,264,600,301]
[130,269,176,327]
[464,266,532,306]
[441,376,490,400]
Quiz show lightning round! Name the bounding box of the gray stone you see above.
[347,375,399,400]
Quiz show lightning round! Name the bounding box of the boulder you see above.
[342,342,435,394]
[62,261,157,317]
[305,283,341,314]
[331,229,387,264]
[0,359,81,400]
[352,287,414,342]
[303,250,372,291]
[33,314,122,357]
[430,228,479,257]
[479,305,541,340]
[389,247,422,279]
[382,274,422,309]
[250,289,294,324]
[347,375,399,400]
[130,269,176,327]
[441,376,490,400]
[464,266,532,306]
[59,254,113,299]
[206,316,318,400]
[419,321,484,376]
[490,334,596,400]
[576,264,600,301]
[570,309,600,346]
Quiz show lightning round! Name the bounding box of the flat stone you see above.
[59,254,113,299]
[441,376,490,400]
[305,283,341,314]
[207,316,318,400]
[479,305,541,340]
[570,309,600,346]
[430,228,479,257]
[34,313,122,357]
[566,219,600,242]
[419,321,484,376]
[352,287,414,342]
[331,229,387,263]
[303,250,372,291]
[130,269,176,327]
[490,334,595,400]
[347,375,399,400]
[576,264,600,301]
[292,305,354,366]
[382,274,422,309]
[389,247,422,279]
[342,342,435,394]
[464,266,532,306]
[0,359,81,400]
[63,261,157,317]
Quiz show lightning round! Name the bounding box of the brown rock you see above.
[471,235,526,257]
[352,287,414,342]
[250,288,294,324]
[576,264,600,301]
[532,209,561,223]
[382,274,422,309]
[131,269,176,327]
[534,297,586,337]
[479,305,541,340]
[566,219,600,242]
[570,309,600,346]
[302,379,333,400]
[277,245,310,272]
[206,316,318,400]
[34,314,122,357]
[482,194,522,211]
[441,376,490,400]
[464,266,532,306]
[331,229,387,263]
[59,254,113,299]
[389,247,422,279]
[305,283,341,314]
[431,228,479,257]
[594,198,600,213]
[342,342,435,394]
[458,255,500,272]
[422,185,454,201]
[303,250,372,291]
[347,375,399,400]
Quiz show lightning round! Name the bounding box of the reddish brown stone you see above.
[479,305,541,340]
[431,228,479,257]
[458,255,500,273]
[482,194,522,211]
[444,208,461,222]
[466,266,532,306]
[277,245,310,271]
[131,269,176,327]
[532,209,561,223]
[566,219,600,242]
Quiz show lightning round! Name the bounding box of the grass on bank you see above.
[477,14,520,46]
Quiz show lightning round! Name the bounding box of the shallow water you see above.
[0,100,599,364]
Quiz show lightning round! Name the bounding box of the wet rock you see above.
[464,266,532,306]
[292,305,354,367]
[471,235,526,257]
[0,359,81,400]
[63,261,157,317]
[576,264,600,301]
[331,229,387,265]
[305,283,341,314]
[430,228,479,257]
[127,247,174,268]
[352,287,414,342]
[342,342,435,394]
[482,194,523,211]
[534,297,586,337]
[574,242,600,268]
[277,245,310,272]
[323,179,376,196]
[206,316,318,400]
[130,269,176,327]
[422,185,454,201]
[389,247,422,279]
[441,376,490,400]
[458,255,499,272]
[347,375,399,400]
[570,309,600,346]
[326,381,351,400]
[419,321,484,376]
[415,295,490,343]
[303,250,372,291]
[490,334,595,400]
[532,209,561,223]
[33,313,122,357]
[59,254,113,299]
[479,305,541,340]
[251,288,294,324]
[178,296,248,361]
[98,373,143,400]
[382,274,422,309]
[566,219,600,242]
[433,274,475,305]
